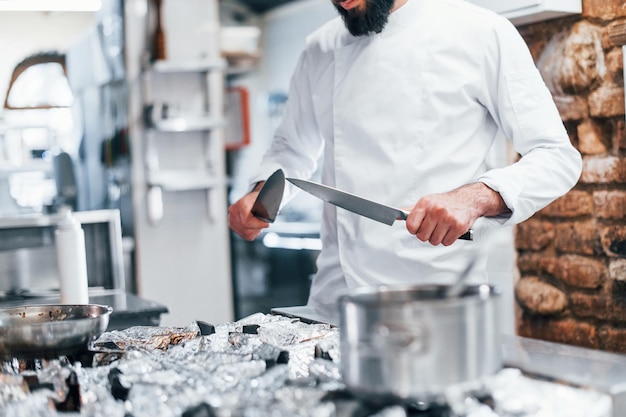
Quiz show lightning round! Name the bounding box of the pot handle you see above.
[370,320,428,355]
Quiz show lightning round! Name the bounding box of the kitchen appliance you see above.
[0,208,169,331]
[0,303,112,360]
[251,169,285,223]
[338,284,501,405]
[287,178,473,241]
[0,209,126,297]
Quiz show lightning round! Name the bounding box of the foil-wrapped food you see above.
[0,313,344,417]
[90,324,201,352]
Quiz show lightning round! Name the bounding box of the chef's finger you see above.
[415,220,437,243]
[403,206,425,235]
[228,204,268,241]
[406,209,438,242]
[428,224,450,246]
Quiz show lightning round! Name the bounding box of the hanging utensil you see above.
[287,178,473,241]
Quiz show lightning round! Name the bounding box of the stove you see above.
[0,313,619,417]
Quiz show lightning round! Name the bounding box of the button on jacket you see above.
[250,0,582,306]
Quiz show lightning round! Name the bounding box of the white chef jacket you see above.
[250,0,582,306]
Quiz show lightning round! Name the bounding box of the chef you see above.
[228,0,582,307]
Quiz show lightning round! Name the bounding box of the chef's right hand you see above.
[228,182,270,241]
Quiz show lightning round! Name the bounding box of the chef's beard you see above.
[334,0,396,37]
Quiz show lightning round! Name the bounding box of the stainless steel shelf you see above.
[150,58,227,73]
[146,170,227,192]
[0,160,52,174]
[223,52,260,78]
[150,115,226,132]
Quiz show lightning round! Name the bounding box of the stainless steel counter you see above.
[502,335,626,416]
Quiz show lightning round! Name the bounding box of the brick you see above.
[554,221,602,255]
[600,225,626,257]
[604,19,626,47]
[593,190,626,219]
[603,117,624,154]
[553,95,589,121]
[520,18,576,59]
[569,290,626,322]
[588,85,625,118]
[570,291,606,318]
[515,219,554,251]
[620,158,626,183]
[577,118,608,155]
[569,293,606,319]
[515,276,568,314]
[517,252,545,274]
[618,119,626,153]
[539,190,593,217]
[517,314,598,349]
[538,21,603,95]
[583,0,626,21]
[580,156,621,183]
[540,255,606,288]
[598,326,626,354]
[604,47,624,84]
[610,259,626,280]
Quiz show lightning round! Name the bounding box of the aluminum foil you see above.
[0,313,613,417]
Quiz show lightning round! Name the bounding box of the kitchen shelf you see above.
[146,170,227,192]
[150,58,226,74]
[149,115,226,132]
[467,0,581,25]
[0,159,52,174]
[223,51,260,77]
[141,52,227,224]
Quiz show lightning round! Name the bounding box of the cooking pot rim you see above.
[0,304,113,327]
[338,283,499,306]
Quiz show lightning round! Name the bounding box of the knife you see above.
[251,169,285,223]
[287,178,473,241]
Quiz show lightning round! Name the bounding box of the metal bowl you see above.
[0,304,113,360]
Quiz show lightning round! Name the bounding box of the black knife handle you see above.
[459,229,474,241]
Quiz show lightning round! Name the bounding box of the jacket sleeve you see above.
[248,47,325,203]
[475,18,582,226]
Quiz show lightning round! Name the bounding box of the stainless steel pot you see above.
[338,284,501,404]
[0,304,112,360]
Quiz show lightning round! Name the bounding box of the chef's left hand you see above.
[403,182,509,246]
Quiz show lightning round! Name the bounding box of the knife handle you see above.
[400,210,473,241]
[459,230,473,241]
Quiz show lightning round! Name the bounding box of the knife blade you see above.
[287,178,473,241]
[251,169,285,223]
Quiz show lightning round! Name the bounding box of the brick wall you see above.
[514,0,626,352]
